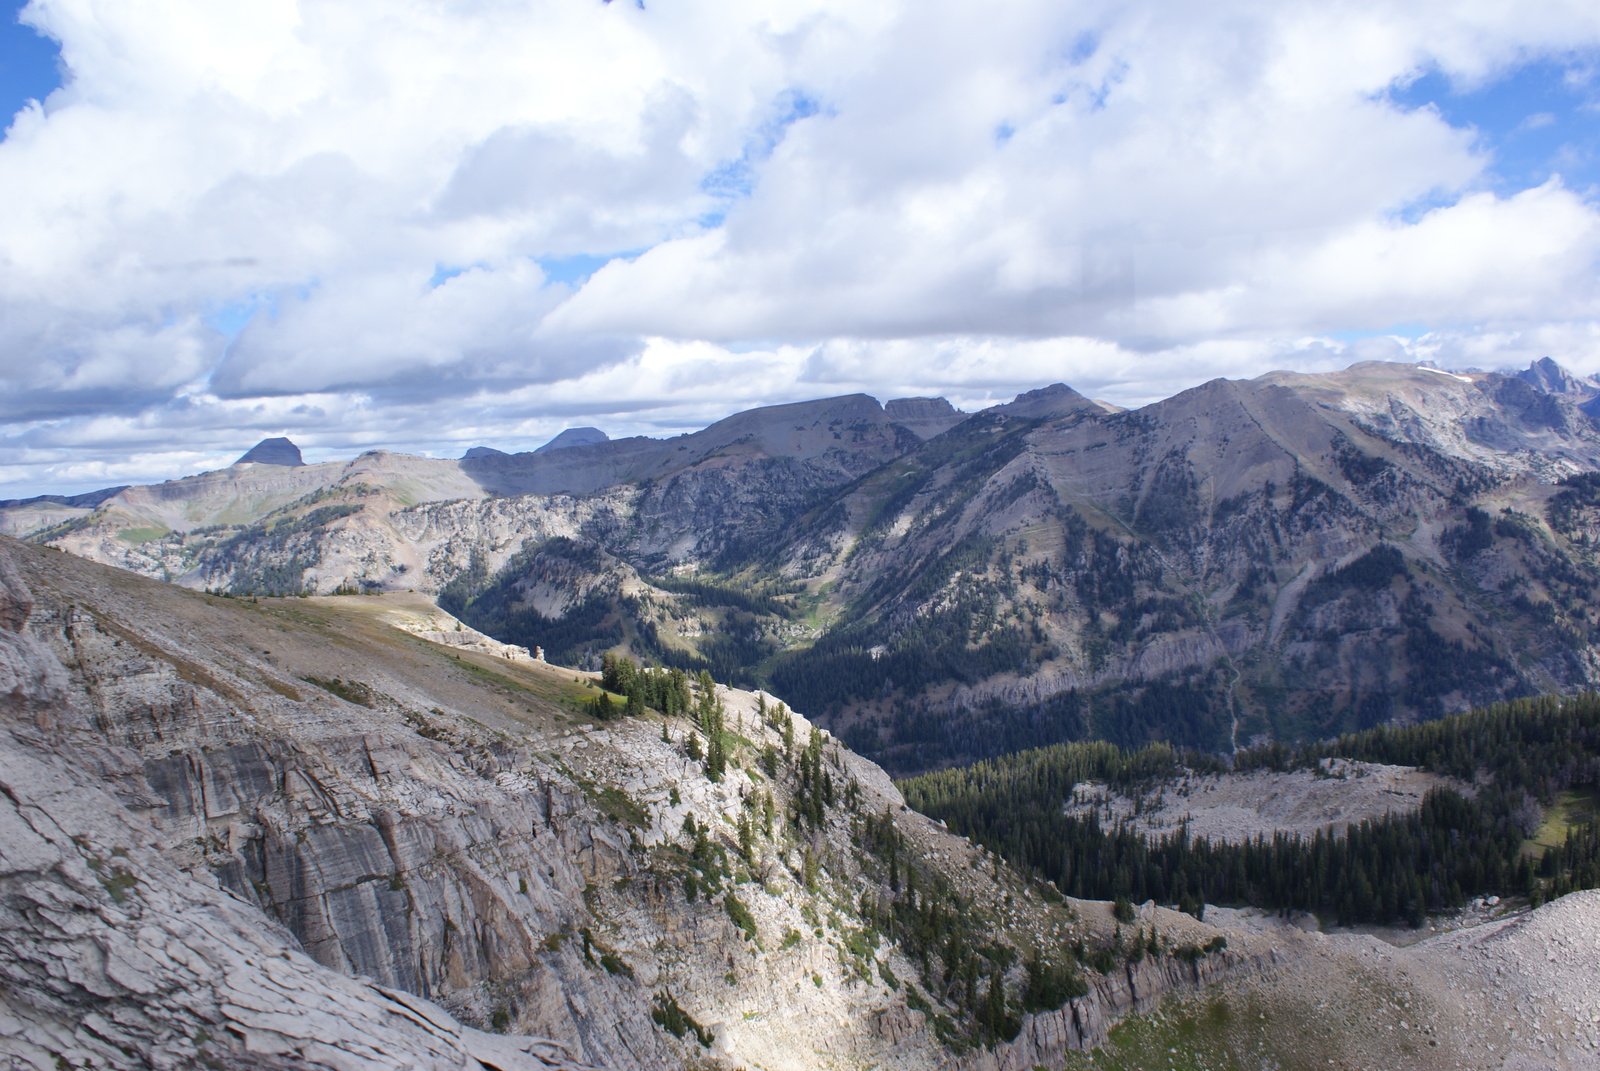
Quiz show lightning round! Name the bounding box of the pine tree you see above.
[739,813,755,863]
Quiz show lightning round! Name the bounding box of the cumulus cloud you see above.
[1,0,1599,495]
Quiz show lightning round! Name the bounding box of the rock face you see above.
[236,438,305,467]
[1517,356,1599,397]
[884,397,967,440]
[990,382,1101,419]
[956,946,1277,1071]
[0,543,600,1070]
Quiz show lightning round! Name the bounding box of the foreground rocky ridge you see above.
[0,536,1280,1070]
[6,536,1600,1069]
[0,545,600,1070]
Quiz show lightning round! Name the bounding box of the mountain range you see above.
[10,357,1600,774]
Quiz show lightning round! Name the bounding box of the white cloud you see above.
[3,0,1600,495]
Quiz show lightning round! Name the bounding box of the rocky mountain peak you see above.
[1516,356,1598,396]
[885,397,957,420]
[884,396,968,439]
[235,436,305,467]
[535,427,611,453]
[990,381,1098,419]
[462,445,509,460]
[674,393,892,460]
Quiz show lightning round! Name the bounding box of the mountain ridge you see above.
[11,360,1600,773]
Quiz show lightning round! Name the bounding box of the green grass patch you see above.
[300,675,377,707]
[572,779,648,828]
[97,867,140,904]
[1527,787,1600,856]
[1060,993,1372,1071]
[117,525,169,545]
[447,651,598,716]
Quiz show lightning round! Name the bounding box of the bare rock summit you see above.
[1516,356,1599,397]
[884,396,967,439]
[534,428,610,453]
[234,437,304,467]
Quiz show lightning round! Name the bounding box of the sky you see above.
[1,1,1599,498]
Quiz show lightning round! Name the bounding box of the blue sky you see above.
[0,2,56,125]
[1390,57,1600,198]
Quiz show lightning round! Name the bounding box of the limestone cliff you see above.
[0,545,601,1070]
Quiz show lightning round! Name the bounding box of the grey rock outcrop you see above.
[988,382,1099,419]
[0,543,600,1070]
[1516,356,1598,397]
[957,947,1277,1070]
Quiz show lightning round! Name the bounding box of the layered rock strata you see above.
[0,545,598,1071]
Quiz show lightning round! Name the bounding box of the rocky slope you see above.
[6,535,1598,1069]
[1073,891,1600,1071]
[765,359,1600,769]
[15,360,1600,773]
[2,534,1287,1071]
[0,543,604,1070]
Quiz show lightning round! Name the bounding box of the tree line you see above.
[901,692,1600,924]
